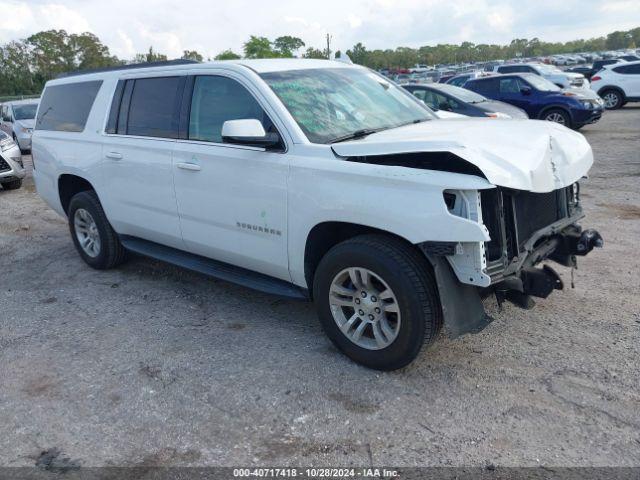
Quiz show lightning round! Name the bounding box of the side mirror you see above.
[520,86,532,96]
[221,119,281,148]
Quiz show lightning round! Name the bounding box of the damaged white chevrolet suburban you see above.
[32,59,603,370]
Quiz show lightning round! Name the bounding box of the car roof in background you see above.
[604,59,640,68]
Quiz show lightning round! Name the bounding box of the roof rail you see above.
[56,59,200,79]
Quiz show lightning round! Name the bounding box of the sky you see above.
[0,0,638,59]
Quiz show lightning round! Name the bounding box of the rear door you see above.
[100,76,185,249]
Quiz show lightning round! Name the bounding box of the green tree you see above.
[273,36,305,57]
[133,46,168,64]
[347,42,367,65]
[181,50,203,62]
[214,49,242,60]
[302,47,326,59]
[243,36,275,59]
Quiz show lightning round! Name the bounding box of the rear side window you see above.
[498,65,528,74]
[468,78,497,95]
[36,81,102,132]
[126,77,183,138]
[613,64,640,74]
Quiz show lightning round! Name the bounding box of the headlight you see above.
[484,112,512,119]
[0,139,15,152]
[580,100,593,109]
[20,126,33,134]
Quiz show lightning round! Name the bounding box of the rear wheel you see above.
[601,89,623,110]
[542,108,572,128]
[313,234,442,370]
[1,179,22,190]
[68,190,126,269]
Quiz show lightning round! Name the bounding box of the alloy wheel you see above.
[603,92,619,109]
[328,267,401,350]
[545,112,566,124]
[74,208,101,257]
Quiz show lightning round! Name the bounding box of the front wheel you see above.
[542,108,572,128]
[68,190,126,270]
[313,234,442,370]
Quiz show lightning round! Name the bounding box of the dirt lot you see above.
[1,109,639,469]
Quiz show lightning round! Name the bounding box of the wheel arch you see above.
[303,221,422,298]
[597,85,626,100]
[58,174,96,215]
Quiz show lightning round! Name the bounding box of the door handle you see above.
[105,151,123,160]
[176,162,201,171]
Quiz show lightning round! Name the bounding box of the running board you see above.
[119,236,309,300]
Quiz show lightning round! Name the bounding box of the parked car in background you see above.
[590,61,640,109]
[32,59,602,370]
[565,66,593,78]
[0,130,25,190]
[402,83,528,119]
[466,73,604,129]
[445,71,494,87]
[0,99,39,153]
[588,59,626,79]
[490,63,588,89]
[617,55,640,62]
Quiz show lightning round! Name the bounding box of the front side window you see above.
[36,81,102,132]
[127,77,182,138]
[523,75,560,92]
[13,104,38,120]
[188,76,273,143]
[499,78,522,94]
[261,68,434,144]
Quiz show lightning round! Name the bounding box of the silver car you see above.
[0,130,25,190]
[0,99,39,153]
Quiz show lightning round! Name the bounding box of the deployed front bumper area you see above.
[424,183,602,338]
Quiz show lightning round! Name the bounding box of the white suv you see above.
[590,61,640,109]
[32,59,603,370]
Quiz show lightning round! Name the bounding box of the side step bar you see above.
[119,235,309,300]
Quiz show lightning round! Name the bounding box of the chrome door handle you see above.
[105,151,123,160]
[176,162,201,171]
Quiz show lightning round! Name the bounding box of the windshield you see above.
[524,74,561,92]
[261,68,434,144]
[434,84,487,103]
[13,104,38,120]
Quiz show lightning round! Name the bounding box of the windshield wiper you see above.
[331,128,381,144]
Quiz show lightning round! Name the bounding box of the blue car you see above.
[465,73,604,129]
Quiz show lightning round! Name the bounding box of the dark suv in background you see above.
[465,73,604,129]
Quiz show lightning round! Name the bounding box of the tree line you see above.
[1,27,638,96]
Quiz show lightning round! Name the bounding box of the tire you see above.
[1,178,22,190]
[313,234,442,370]
[601,89,623,110]
[68,190,126,270]
[541,108,572,128]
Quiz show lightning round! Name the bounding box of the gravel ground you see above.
[0,109,639,469]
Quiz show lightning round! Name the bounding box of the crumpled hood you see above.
[331,119,593,193]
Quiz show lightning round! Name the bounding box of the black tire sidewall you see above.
[314,243,431,370]
[1,179,22,190]
[68,192,113,269]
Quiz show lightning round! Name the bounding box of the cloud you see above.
[0,0,638,59]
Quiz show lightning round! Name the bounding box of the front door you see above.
[172,74,290,281]
[497,77,532,111]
